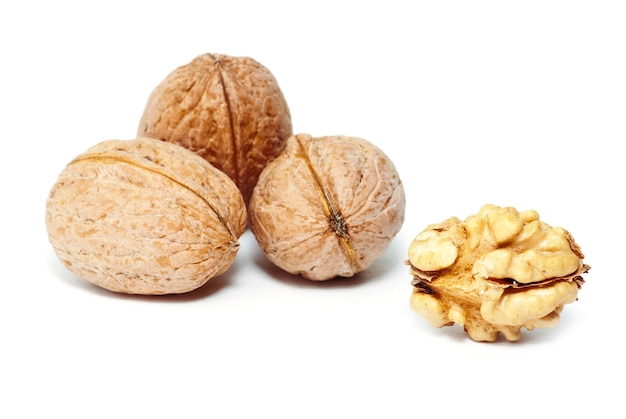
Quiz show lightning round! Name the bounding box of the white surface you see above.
[2,1,625,418]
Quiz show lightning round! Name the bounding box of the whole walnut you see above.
[407,204,589,342]
[137,53,293,205]
[45,138,247,295]
[249,133,406,281]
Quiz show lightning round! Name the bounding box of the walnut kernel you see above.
[137,53,293,205]
[249,134,406,281]
[408,204,589,341]
[45,138,246,295]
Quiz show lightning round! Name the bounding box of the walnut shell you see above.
[137,53,293,205]
[45,138,247,295]
[407,204,589,341]
[249,133,406,281]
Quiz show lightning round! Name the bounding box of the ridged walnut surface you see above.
[249,134,406,281]
[45,138,247,295]
[137,53,293,205]
[407,204,589,342]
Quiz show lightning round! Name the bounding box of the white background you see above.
[2,1,625,418]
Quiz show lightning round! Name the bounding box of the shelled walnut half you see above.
[407,204,589,342]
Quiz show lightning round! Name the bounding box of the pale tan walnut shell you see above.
[408,204,589,342]
[45,138,247,295]
[137,53,293,205]
[249,133,406,281]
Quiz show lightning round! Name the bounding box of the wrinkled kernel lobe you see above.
[408,204,589,342]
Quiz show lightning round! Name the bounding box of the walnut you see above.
[407,204,589,342]
[249,133,406,281]
[45,138,247,295]
[137,53,293,205]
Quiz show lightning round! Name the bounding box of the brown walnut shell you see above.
[249,133,406,281]
[45,138,247,295]
[137,53,293,205]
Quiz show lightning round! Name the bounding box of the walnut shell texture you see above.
[249,134,406,281]
[137,53,293,205]
[45,138,247,295]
